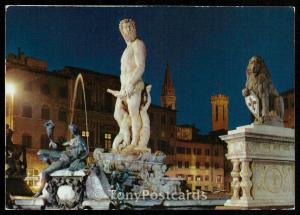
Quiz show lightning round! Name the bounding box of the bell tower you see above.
[211,94,229,131]
[161,64,176,110]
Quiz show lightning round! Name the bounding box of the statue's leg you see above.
[114,97,125,128]
[34,160,66,198]
[112,134,123,150]
[127,91,142,146]
[261,83,269,119]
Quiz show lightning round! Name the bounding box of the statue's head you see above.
[68,123,79,135]
[246,56,271,79]
[247,56,263,76]
[44,120,55,129]
[119,18,137,43]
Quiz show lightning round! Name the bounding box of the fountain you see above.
[70,73,89,149]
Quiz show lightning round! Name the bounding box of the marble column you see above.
[230,159,241,200]
[240,159,253,201]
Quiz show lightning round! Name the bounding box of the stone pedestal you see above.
[220,124,294,208]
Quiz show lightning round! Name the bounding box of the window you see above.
[40,134,48,149]
[41,105,50,120]
[195,186,202,191]
[194,148,201,155]
[217,175,222,183]
[184,161,189,168]
[223,105,225,120]
[176,147,185,154]
[187,175,193,181]
[104,133,112,149]
[58,109,67,122]
[196,176,202,181]
[186,148,191,154]
[205,175,209,181]
[215,149,219,156]
[24,81,32,91]
[205,186,209,191]
[22,105,32,118]
[58,86,68,98]
[22,134,32,148]
[196,162,200,169]
[215,162,219,169]
[161,115,166,124]
[216,105,218,121]
[178,161,182,168]
[41,84,50,95]
[25,169,40,189]
[205,162,210,169]
[205,149,210,156]
[176,174,184,179]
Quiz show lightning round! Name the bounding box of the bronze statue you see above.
[34,121,89,197]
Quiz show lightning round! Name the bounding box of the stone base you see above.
[12,196,45,209]
[82,199,110,210]
[224,199,294,208]
[220,124,295,209]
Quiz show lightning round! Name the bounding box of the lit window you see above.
[187,175,193,181]
[196,176,202,181]
[105,133,112,149]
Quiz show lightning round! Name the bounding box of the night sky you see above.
[5,6,294,134]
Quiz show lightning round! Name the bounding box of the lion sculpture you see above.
[242,56,284,125]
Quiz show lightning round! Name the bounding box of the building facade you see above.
[280,89,295,129]
[165,126,225,192]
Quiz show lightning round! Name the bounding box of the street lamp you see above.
[6,82,15,130]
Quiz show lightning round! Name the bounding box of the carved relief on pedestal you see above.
[227,141,245,157]
[252,162,294,199]
[240,159,253,201]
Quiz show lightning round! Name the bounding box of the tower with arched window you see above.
[211,94,229,131]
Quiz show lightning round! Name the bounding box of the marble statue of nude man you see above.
[113,18,146,149]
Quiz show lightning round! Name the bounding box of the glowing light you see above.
[6,83,15,95]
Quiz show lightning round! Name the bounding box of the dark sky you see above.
[5,6,294,134]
